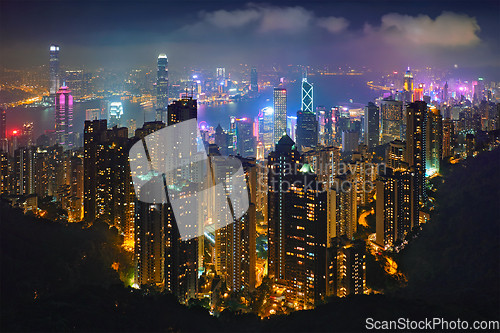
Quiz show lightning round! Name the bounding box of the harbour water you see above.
[5,73,383,141]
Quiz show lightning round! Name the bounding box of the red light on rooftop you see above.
[12,130,18,135]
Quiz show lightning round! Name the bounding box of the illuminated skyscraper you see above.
[403,68,414,103]
[156,54,169,109]
[55,86,74,149]
[380,99,403,144]
[273,88,287,144]
[257,107,274,155]
[108,102,123,128]
[268,136,327,308]
[414,83,424,102]
[363,102,379,148]
[49,44,60,96]
[296,110,317,151]
[406,101,427,206]
[301,76,313,113]
[426,107,442,176]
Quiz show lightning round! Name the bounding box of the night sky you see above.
[1,0,499,71]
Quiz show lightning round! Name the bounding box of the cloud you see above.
[317,16,350,33]
[258,6,313,33]
[368,11,481,46]
[197,4,345,34]
[201,9,260,28]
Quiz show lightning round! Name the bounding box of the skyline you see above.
[1,1,499,73]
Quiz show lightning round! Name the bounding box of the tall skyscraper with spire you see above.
[156,54,169,110]
[49,45,61,97]
[273,88,287,144]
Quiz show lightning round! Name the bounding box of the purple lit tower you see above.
[55,86,74,149]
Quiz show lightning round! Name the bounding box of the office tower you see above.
[426,107,442,176]
[55,86,74,149]
[273,88,287,144]
[403,68,414,103]
[376,168,418,248]
[167,97,197,125]
[108,102,123,128]
[406,101,427,206]
[380,99,403,144]
[301,76,313,113]
[296,111,318,151]
[334,107,350,145]
[342,130,358,152]
[49,44,60,96]
[363,102,379,148]
[303,146,340,189]
[250,67,258,92]
[0,107,6,141]
[442,82,448,102]
[442,118,454,159]
[85,108,100,121]
[257,107,274,155]
[386,140,406,170]
[268,136,327,308]
[236,118,255,157]
[326,237,366,297]
[328,172,357,240]
[65,70,83,98]
[156,54,169,109]
[316,106,326,144]
[414,83,424,101]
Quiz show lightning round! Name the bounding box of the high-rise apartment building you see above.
[406,101,427,206]
[273,88,287,144]
[376,168,418,248]
[257,107,274,156]
[426,107,442,176]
